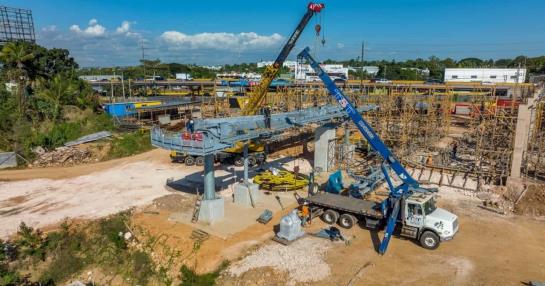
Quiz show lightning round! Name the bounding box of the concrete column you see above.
[199,153,224,224]
[203,154,215,200]
[314,124,336,172]
[234,142,260,207]
[510,95,538,179]
[243,143,249,184]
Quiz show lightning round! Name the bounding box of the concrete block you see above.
[234,183,260,207]
[198,197,224,224]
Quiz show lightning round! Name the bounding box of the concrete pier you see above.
[199,153,225,223]
[314,124,336,172]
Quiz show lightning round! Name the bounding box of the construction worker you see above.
[264,105,271,128]
[299,202,310,226]
[426,155,433,166]
[451,141,458,160]
[187,117,195,133]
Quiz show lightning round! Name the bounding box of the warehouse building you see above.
[444,68,526,83]
[295,63,349,82]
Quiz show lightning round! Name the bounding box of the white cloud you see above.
[38,20,285,66]
[160,31,283,51]
[70,19,106,37]
[116,21,131,34]
[336,43,345,49]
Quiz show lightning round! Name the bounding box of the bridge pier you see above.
[198,154,224,223]
[314,123,337,173]
[234,143,260,207]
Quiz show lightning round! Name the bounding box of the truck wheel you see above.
[233,156,244,167]
[248,156,257,166]
[419,231,440,250]
[195,156,205,166]
[184,156,196,166]
[321,209,339,225]
[338,213,356,229]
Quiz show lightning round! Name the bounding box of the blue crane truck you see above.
[298,47,459,253]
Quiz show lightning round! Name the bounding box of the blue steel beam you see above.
[151,104,377,156]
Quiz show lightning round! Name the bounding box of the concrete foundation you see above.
[234,183,261,207]
[314,124,336,173]
[198,197,225,224]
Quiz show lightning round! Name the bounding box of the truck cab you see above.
[400,193,459,249]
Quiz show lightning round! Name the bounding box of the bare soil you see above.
[514,184,545,216]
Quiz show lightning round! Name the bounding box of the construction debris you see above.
[31,146,94,167]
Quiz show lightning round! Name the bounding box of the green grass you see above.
[179,261,229,286]
[107,130,153,159]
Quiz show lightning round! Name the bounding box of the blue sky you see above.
[6,0,545,67]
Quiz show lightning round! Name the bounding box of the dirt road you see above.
[0,149,197,238]
[0,149,171,181]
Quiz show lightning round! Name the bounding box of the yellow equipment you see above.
[253,170,309,191]
[241,3,324,115]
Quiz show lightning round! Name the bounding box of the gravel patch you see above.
[227,237,332,284]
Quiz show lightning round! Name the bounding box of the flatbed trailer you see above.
[304,192,385,229]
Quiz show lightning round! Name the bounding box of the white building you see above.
[201,65,222,71]
[295,63,349,81]
[348,66,379,76]
[444,68,526,83]
[257,60,298,70]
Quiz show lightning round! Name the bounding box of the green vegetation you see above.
[327,55,545,80]
[0,214,227,285]
[0,41,105,159]
[79,59,218,80]
[179,261,229,286]
[107,130,153,159]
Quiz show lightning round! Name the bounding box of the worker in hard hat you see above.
[299,202,310,226]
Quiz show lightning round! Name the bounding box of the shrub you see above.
[179,261,229,286]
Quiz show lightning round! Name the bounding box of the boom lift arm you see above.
[241,3,324,115]
[297,47,425,254]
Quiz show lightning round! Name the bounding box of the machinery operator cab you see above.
[404,193,459,245]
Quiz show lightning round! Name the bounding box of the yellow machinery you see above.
[253,169,309,191]
[171,3,324,166]
[223,3,324,158]
[241,3,324,115]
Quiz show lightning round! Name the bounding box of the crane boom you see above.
[298,47,424,254]
[297,47,418,188]
[241,3,324,115]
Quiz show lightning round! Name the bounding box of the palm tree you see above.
[0,42,34,117]
[36,74,77,121]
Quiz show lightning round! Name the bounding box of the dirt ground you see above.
[2,149,545,285]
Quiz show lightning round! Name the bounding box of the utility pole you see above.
[128,77,132,99]
[360,41,364,94]
[121,71,126,100]
[141,40,147,78]
[111,69,115,103]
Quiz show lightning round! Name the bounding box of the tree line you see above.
[0,41,105,158]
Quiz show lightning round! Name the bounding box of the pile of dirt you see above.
[31,146,96,167]
[514,185,545,216]
[151,194,194,212]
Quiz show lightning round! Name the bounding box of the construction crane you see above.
[297,47,458,254]
[241,2,325,116]
[207,3,324,165]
